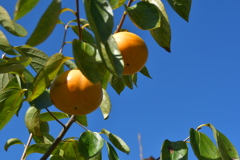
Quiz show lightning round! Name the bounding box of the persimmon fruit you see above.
[113,31,148,75]
[50,69,103,115]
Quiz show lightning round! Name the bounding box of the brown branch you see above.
[20,133,33,160]
[40,115,76,160]
[75,0,82,40]
[114,0,134,33]
[45,108,65,128]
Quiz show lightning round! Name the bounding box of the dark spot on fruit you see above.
[74,107,77,110]
[126,63,130,66]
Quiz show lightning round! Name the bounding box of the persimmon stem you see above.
[114,0,134,33]
[40,115,76,160]
[75,0,82,41]
[20,133,33,160]
[45,108,65,128]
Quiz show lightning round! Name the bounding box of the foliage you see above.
[0,0,239,160]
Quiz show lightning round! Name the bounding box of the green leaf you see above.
[26,0,61,46]
[101,70,111,90]
[25,106,42,136]
[27,53,72,102]
[124,1,161,30]
[40,112,69,122]
[109,0,126,9]
[97,36,124,77]
[167,0,191,21]
[106,142,119,160]
[110,75,125,94]
[59,139,83,159]
[0,88,25,130]
[15,45,49,73]
[75,115,88,127]
[0,73,16,91]
[122,75,133,89]
[140,66,152,79]
[31,89,52,109]
[100,89,111,119]
[32,129,55,144]
[189,128,221,160]
[84,0,113,43]
[64,60,77,70]
[101,129,130,154]
[23,68,34,83]
[72,39,107,83]
[89,151,102,160]
[161,140,188,160]
[0,56,32,75]
[149,0,171,52]
[0,31,18,55]
[25,143,60,157]
[207,123,239,159]
[132,73,138,87]
[4,138,24,151]
[0,6,27,37]
[78,131,104,159]
[14,0,40,21]
[71,25,95,44]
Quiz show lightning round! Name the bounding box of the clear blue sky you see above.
[1,0,240,159]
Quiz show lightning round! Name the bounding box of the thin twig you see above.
[40,115,76,160]
[20,133,33,160]
[114,0,134,33]
[75,121,89,131]
[75,0,82,41]
[138,133,144,160]
[59,23,70,53]
[45,108,65,128]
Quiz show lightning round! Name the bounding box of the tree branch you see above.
[40,115,76,160]
[20,133,33,160]
[114,0,134,33]
[75,0,82,41]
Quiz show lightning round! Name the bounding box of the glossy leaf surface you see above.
[27,53,72,102]
[78,131,104,159]
[0,6,27,37]
[40,112,69,122]
[101,129,130,154]
[26,0,61,46]
[109,0,126,9]
[25,143,60,157]
[84,0,113,43]
[149,0,171,52]
[161,140,188,160]
[14,0,40,21]
[125,1,161,30]
[208,123,239,160]
[167,0,191,21]
[140,66,152,79]
[190,128,221,160]
[110,75,125,94]
[75,115,88,127]
[72,39,107,83]
[106,142,119,160]
[97,35,124,77]
[100,89,112,119]
[4,138,24,151]
[25,106,42,136]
